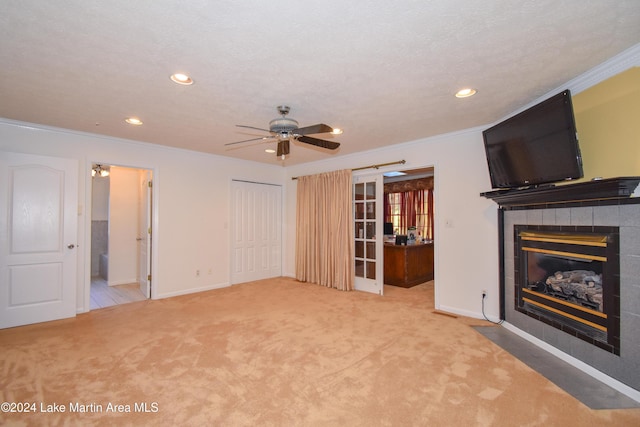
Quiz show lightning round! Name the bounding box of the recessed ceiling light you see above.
[331,128,343,135]
[455,88,477,98]
[265,148,276,154]
[170,73,194,85]
[125,117,143,125]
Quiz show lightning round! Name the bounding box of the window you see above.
[387,192,403,235]
[384,177,434,240]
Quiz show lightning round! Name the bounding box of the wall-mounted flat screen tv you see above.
[482,89,583,189]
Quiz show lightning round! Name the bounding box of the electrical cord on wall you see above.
[482,293,504,325]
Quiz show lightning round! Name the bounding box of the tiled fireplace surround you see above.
[485,178,640,393]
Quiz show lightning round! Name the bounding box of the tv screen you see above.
[384,222,394,235]
[482,89,583,189]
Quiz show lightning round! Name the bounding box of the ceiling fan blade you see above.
[297,135,340,150]
[236,124,273,133]
[293,123,334,135]
[276,139,290,157]
[225,136,273,146]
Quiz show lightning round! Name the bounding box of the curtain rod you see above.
[291,160,406,180]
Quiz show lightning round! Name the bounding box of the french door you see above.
[353,174,383,295]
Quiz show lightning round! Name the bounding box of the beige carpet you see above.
[1,277,639,426]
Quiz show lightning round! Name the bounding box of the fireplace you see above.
[482,177,640,391]
[514,225,620,354]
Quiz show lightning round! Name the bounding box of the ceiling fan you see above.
[226,105,341,159]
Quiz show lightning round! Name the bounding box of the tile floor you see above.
[474,325,640,410]
[90,277,147,310]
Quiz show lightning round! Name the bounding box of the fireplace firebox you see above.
[514,225,620,354]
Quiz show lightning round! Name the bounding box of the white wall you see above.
[284,128,501,320]
[91,176,109,221]
[0,121,286,312]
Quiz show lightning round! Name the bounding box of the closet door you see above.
[230,180,282,284]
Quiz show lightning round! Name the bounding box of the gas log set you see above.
[535,270,603,312]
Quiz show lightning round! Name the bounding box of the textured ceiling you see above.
[1,1,639,166]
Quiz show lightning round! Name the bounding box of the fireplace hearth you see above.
[514,225,620,354]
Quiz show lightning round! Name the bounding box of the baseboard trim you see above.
[154,282,230,299]
[436,304,502,323]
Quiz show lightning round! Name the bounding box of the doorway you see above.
[90,164,152,309]
[381,166,435,292]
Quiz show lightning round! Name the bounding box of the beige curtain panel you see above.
[295,169,354,291]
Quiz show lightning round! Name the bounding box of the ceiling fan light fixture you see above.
[92,164,110,177]
[269,117,299,133]
[228,106,341,159]
[455,88,477,98]
[170,73,194,85]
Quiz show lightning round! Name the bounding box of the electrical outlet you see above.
[196,270,200,277]
[482,289,487,298]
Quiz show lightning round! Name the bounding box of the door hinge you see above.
[148,180,153,188]
[148,227,151,235]
[147,274,151,281]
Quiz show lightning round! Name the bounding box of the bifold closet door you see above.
[230,180,282,284]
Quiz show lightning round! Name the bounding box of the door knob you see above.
[67,244,75,249]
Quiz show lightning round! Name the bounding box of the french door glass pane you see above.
[366,182,375,199]
[366,222,376,239]
[366,262,376,279]
[366,201,375,219]
[355,183,365,200]
[366,242,376,260]
[355,259,365,277]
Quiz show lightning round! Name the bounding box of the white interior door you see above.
[231,180,282,284]
[0,152,78,328]
[353,174,384,295]
[137,171,152,297]
[108,167,139,286]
